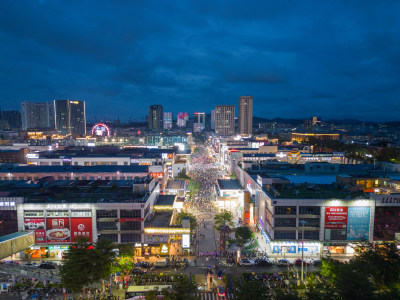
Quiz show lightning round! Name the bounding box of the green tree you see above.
[270,288,302,300]
[235,226,253,246]
[352,241,400,291]
[92,239,116,282]
[176,210,198,231]
[234,279,269,300]
[214,210,234,229]
[162,275,198,300]
[187,179,201,196]
[176,168,191,180]
[305,274,337,300]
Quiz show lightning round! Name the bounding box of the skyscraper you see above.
[1,110,21,129]
[54,100,86,136]
[21,102,54,130]
[163,112,172,130]
[211,110,215,130]
[215,105,235,136]
[239,96,253,135]
[177,112,189,128]
[148,105,163,131]
[193,112,205,132]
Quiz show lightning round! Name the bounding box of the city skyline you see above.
[0,1,399,122]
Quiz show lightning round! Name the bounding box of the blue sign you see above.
[347,207,370,240]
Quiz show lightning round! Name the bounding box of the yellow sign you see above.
[160,243,170,255]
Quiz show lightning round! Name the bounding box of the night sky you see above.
[0,1,399,122]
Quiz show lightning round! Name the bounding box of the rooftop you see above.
[155,195,176,206]
[165,180,186,190]
[145,211,174,228]
[217,179,242,190]
[0,179,155,203]
[0,165,149,174]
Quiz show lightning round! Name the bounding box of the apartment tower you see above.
[215,105,235,136]
[239,96,253,135]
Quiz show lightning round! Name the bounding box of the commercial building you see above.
[193,112,205,133]
[211,110,215,130]
[148,105,163,132]
[21,102,54,130]
[0,148,28,164]
[1,110,21,129]
[292,132,340,143]
[239,96,253,135]
[163,112,172,130]
[54,100,86,136]
[215,105,235,136]
[177,113,189,128]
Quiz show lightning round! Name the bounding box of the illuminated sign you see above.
[160,243,170,255]
[26,153,39,159]
[91,123,110,137]
[182,234,190,248]
[145,228,190,234]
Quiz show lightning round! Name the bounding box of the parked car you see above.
[39,263,56,269]
[255,258,273,266]
[277,259,292,267]
[239,259,255,266]
[216,270,226,279]
[312,260,321,267]
[294,259,310,267]
[25,262,38,268]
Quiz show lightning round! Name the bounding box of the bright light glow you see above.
[145,228,190,234]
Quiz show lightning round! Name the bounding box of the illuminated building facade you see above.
[193,112,205,132]
[148,105,163,131]
[215,105,235,136]
[163,112,172,130]
[21,102,54,130]
[239,96,253,135]
[54,100,86,136]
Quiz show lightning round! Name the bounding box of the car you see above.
[239,259,255,266]
[216,270,226,279]
[25,262,38,268]
[277,259,292,267]
[39,263,56,269]
[218,286,226,298]
[255,258,273,266]
[312,259,321,267]
[294,259,310,267]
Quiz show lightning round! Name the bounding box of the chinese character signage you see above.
[24,218,46,244]
[347,207,370,240]
[71,218,92,242]
[325,207,348,229]
[46,218,70,243]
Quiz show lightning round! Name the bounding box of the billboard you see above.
[325,207,348,229]
[71,218,92,242]
[46,218,70,243]
[24,218,46,244]
[160,243,170,255]
[182,234,190,248]
[347,207,370,240]
[243,191,251,225]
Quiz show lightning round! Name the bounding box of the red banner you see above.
[24,218,46,244]
[46,218,71,243]
[325,207,348,229]
[71,218,92,242]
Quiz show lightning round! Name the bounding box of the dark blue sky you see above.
[0,1,399,122]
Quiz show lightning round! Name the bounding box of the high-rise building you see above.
[148,105,163,131]
[239,96,253,135]
[54,100,86,136]
[211,110,215,130]
[215,105,235,136]
[193,112,205,133]
[163,112,172,130]
[21,102,54,130]
[1,110,21,129]
[177,112,189,128]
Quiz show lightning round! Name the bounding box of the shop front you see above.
[271,241,321,256]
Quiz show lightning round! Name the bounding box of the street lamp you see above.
[299,219,307,284]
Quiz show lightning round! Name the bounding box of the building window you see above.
[71,210,92,217]
[121,233,141,243]
[97,222,118,230]
[299,218,320,227]
[120,176,125,180]
[46,210,69,217]
[298,230,320,240]
[120,221,141,231]
[275,206,297,215]
[299,206,320,215]
[98,234,118,243]
[52,162,60,166]
[24,210,44,217]
[274,231,296,239]
[96,210,117,218]
[275,218,296,227]
[120,210,141,218]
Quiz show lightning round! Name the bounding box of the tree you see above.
[176,168,191,180]
[235,226,253,246]
[305,275,337,300]
[60,238,117,293]
[352,241,400,291]
[162,275,198,300]
[187,179,201,196]
[234,279,269,300]
[214,210,234,229]
[176,210,198,231]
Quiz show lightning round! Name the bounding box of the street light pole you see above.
[299,220,306,284]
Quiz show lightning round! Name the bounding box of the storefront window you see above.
[46,210,69,217]
[298,230,320,240]
[121,234,141,243]
[274,231,296,239]
[96,210,117,218]
[98,234,118,243]
[275,206,296,215]
[299,206,320,215]
[275,218,296,227]
[121,221,141,231]
[71,210,92,217]
[24,210,44,217]
[120,210,141,218]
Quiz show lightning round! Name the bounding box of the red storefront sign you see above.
[24,218,46,244]
[46,218,70,243]
[71,218,92,242]
[325,207,348,229]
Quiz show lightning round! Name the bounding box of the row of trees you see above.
[234,241,400,300]
[214,210,253,246]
